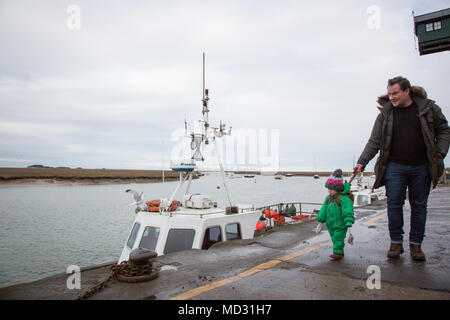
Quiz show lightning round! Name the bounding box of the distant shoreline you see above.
[0,167,374,186]
[0,168,180,186]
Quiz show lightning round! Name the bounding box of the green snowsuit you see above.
[317,182,354,255]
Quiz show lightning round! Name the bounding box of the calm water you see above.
[0,174,353,288]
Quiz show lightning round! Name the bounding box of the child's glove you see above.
[347,227,354,245]
[315,222,324,234]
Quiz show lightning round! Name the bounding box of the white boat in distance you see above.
[350,174,385,207]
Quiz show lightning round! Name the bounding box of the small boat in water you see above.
[350,174,385,207]
[227,172,241,179]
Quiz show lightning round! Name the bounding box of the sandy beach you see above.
[0,168,181,186]
[0,167,373,186]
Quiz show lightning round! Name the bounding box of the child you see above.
[317,169,354,260]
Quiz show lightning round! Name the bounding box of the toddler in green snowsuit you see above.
[317,169,354,260]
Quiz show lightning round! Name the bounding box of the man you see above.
[354,76,450,261]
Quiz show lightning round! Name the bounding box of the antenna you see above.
[202,52,210,144]
[202,52,205,101]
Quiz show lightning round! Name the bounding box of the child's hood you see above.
[339,182,351,195]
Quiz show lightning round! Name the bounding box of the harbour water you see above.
[0,173,369,288]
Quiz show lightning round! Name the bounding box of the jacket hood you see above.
[340,182,351,195]
[377,86,427,107]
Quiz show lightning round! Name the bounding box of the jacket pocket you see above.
[435,154,445,178]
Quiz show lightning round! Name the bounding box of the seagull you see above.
[125,189,144,206]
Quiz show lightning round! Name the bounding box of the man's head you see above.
[387,76,413,107]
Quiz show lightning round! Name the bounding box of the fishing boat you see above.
[313,158,320,179]
[350,174,385,207]
[118,54,261,262]
[227,172,241,179]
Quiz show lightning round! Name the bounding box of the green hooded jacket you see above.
[317,182,354,229]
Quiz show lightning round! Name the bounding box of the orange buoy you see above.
[255,221,264,231]
[273,214,285,223]
[264,209,278,218]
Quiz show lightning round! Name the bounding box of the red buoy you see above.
[256,221,264,231]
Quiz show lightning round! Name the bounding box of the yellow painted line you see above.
[170,240,331,300]
[363,211,387,226]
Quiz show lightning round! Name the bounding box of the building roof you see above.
[414,8,450,24]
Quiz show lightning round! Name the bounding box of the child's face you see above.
[328,189,338,196]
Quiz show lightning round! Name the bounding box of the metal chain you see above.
[76,261,156,300]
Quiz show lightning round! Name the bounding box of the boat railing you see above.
[256,202,322,227]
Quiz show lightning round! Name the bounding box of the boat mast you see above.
[167,53,233,210]
[202,52,209,145]
[202,53,233,207]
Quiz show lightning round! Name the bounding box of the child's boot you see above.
[330,252,343,260]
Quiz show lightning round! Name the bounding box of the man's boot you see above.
[387,243,404,259]
[410,244,426,261]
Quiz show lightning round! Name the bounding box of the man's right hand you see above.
[353,164,364,173]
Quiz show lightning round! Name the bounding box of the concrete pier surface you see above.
[1,186,449,300]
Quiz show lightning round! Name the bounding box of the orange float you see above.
[145,200,178,212]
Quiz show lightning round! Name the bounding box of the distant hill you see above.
[27,165,71,169]
[27,164,52,168]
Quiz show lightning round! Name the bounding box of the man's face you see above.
[387,83,410,107]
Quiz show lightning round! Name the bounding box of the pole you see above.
[162,140,165,183]
[213,137,233,207]
[203,52,205,101]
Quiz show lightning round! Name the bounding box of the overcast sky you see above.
[0,0,449,172]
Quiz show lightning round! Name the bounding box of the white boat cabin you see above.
[351,184,385,207]
[119,204,260,263]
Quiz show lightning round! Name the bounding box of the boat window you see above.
[202,226,222,250]
[126,222,141,249]
[225,223,241,241]
[139,226,160,251]
[164,229,196,255]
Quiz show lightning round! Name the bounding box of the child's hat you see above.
[325,169,344,192]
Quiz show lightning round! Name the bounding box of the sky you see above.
[0,0,449,172]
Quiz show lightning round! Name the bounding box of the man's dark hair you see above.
[387,76,411,91]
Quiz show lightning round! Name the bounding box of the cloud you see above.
[0,0,449,170]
